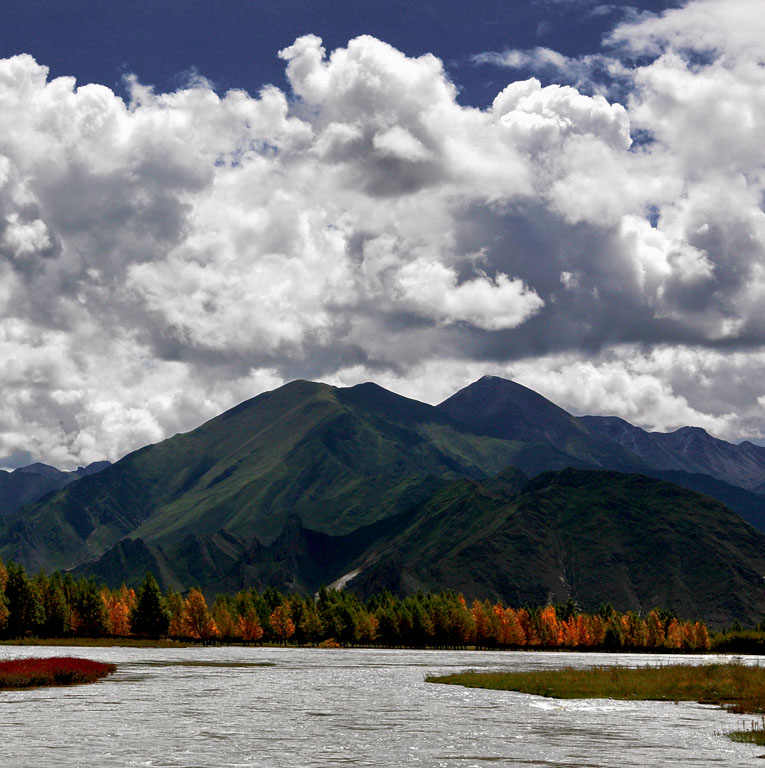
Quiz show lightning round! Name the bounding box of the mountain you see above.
[437,376,765,529]
[6,375,765,627]
[437,376,650,473]
[0,380,524,582]
[351,468,765,627]
[581,415,765,492]
[174,467,765,627]
[0,461,110,517]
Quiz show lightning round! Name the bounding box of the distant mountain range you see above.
[0,461,110,518]
[4,376,765,627]
[580,415,765,492]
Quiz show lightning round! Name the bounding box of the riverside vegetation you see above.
[0,656,115,689]
[427,663,765,747]
[0,557,715,651]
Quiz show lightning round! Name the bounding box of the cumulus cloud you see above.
[3,1,765,466]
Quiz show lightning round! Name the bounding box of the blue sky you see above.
[3,0,678,105]
[3,0,765,468]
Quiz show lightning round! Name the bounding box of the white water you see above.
[0,646,762,767]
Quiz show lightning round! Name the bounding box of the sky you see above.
[2,0,765,469]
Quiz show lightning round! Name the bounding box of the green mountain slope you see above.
[0,380,523,577]
[343,469,765,628]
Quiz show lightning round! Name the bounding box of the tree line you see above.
[0,558,710,650]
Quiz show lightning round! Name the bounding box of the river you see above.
[0,645,762,767]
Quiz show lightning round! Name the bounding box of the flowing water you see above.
[0,645,762,767]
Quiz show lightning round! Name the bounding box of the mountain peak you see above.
[437,375,578,442]
[12,462,62,477]
[670,425,710,438]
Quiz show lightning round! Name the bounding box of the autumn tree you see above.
[539,605,561,647]
[664,618,682,649]
[646,610,665,648]
[211,596,237,640]
[165,589,185,638]
[237,602,264,643]
[693,621,711,651]
[473,600,499,647]
[181,588,217,641]
[100,585,134,636]
[270,604,295,644]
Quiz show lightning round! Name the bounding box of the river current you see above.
[0,645,762,767]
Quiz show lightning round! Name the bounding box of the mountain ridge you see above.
[5,375,765,627]
[581,414,765,491]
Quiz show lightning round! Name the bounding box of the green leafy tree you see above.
[0,557,9,632]
[4,563,45,638]
[130,573,170,636]
[72,577,109,637]
[35,572,72,638]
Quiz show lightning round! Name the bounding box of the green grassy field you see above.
[427,663,765,713]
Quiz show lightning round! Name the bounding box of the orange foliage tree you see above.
[181,588,218,641]
[269,604,295,643]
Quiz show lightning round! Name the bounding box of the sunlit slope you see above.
[347,468,765,627]
[0,380,523,573]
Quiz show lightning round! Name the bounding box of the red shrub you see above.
[0,657,116,688]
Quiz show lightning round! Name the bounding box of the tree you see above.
[603,616,624,650]
[269,604,295,644]
[130,573,170,636]
[0,558,9,632]
[646,610,665,648]
[72,577,109,637]
[237,605,264,643]
[472,600,499,647]
[36,572,72,638]
[4,563,44,638]
[165,589,185,638]
[665,618,682,649]
[211,596,237,640]
[181,588,217,641]
[539,605,561,647]
[693,621,711,650]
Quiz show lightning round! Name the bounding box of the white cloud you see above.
[3,3,765,466]
[393,260,543,330]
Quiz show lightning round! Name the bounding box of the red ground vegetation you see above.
[0,657,116,689]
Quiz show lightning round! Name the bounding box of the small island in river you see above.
[427,663,765,746]
[0,657,116,689]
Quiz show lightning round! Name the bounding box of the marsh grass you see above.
[0,637,191,648]
[426,662,765,714]
[728,717,765,746]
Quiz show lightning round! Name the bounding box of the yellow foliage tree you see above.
[269,604,295,643]
[181,588,218,641]
[539,605,560,647]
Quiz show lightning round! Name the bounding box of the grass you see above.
[426,663,765,714]
[0,657,116,689]
[0,637,191,648]
[729,717,765,746]
[729,717,765,747]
